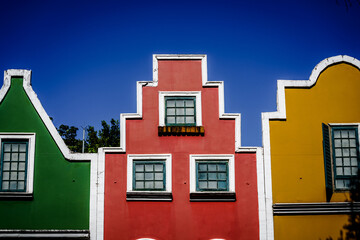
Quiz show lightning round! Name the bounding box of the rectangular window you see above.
[331,127,359,189]
[165,97,196,126]
[133,161,165,191]
[0,140,28,192]
[196,161,228,191]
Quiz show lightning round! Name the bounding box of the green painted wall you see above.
[0,77,90,230]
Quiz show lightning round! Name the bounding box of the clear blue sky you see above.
[1,0,359,146]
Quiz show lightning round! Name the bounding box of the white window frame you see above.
[0,133,36,195]
[159,91,202,127]
[189,154,235,193]
[127,154,172,193]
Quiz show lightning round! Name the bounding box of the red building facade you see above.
[95,55,265,240]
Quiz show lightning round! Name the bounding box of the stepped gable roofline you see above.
[103,54,259,153]
[0,69,96,162]
[261,55,360,240]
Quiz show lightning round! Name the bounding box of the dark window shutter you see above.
[322,123,333,202]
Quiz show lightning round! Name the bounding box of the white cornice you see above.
[260,55,360,240]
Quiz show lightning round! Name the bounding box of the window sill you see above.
[126,192,173,201]
[190,192,236,202]
[158,126,204,136]
[0,192,33,200]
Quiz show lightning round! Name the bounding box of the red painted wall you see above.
[104,60,259,240]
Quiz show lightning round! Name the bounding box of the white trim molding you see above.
[0,229,89,238]
[189,154,235,193]
[260,55,360,240]
[159,91,202,126]
[127,154,172,193]
[0,133,35,196]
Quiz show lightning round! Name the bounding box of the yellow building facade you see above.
[262,55,360,240]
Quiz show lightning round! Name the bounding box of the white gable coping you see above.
[1,69,98,240]
[261,55,360,240]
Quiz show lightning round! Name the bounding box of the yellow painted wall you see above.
[269,63,360,239]
[270,63,360,203]
[274,215,348,240]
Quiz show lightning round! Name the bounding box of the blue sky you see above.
[1,0,359,146]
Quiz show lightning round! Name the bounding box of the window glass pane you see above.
[218,181,227,189]
[176,108,184,115]
[154,181,163,189]
[145,182,154,189]
[136,182,144,189]
[11,144,19,151]
[167,117,175,124]
[350,139,356,147]
[335,149,342,157]
[344,167,351,175]
[18,163,26,171]
[2,172,9,180]
[11,163,17,170]
[341,130,348,138]
[198,164,207,171]
[199,181,207,189]
[167,108,175,115]
[17,182,25,190]
[19,144,26,152]
[342,139,349,147]
[135,173,144,180]
[350,149,357,156]
[218,173,227,180]
[154,164,163,172]
[4,144,11,152]
[352,167,358,175]
[2,181,9,190]
[336,180,344,188]
[11,153,18,161]
[351,158,358,166]
[167,100,175,107]
[3,163,10,171]
[18,172,25,181]
[336,167,343,175]
[198,173,207,180]
[3,153,10,161]
[343,158,350,166]
[208,173,217,180]
[185,100,194,107]
[343,149,349,157]
[19,153,26,161]
[145,164,153,171]
[186,108,194,115]
[10,172,17,180]
[9,181,17,190]
[176,116,185,124]
[155,173,163,180]
[334,130,341,138]
[335,158,342,166]
[334,139,341,147]
[208,164,217,171]
[145,173,153,180]
[186,117,195,124]
[208,181,217,189]
[176,100,184,107]
[135,164,144,172]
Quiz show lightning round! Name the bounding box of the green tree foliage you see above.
[57,119,120,153]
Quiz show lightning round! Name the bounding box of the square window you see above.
[127,154,172,201]
[165,97,196,126]
[190,155,235,202]
[0,133,35,196]
[331,127,359,190]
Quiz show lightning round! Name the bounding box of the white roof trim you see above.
[0,69,96,162]
[260,55,360,240]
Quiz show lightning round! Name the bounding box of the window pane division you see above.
[165,97,196,126]
[332,127,359,189]
[133,161,165,191]
[1,141,28,192]
[196,161,228,191]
